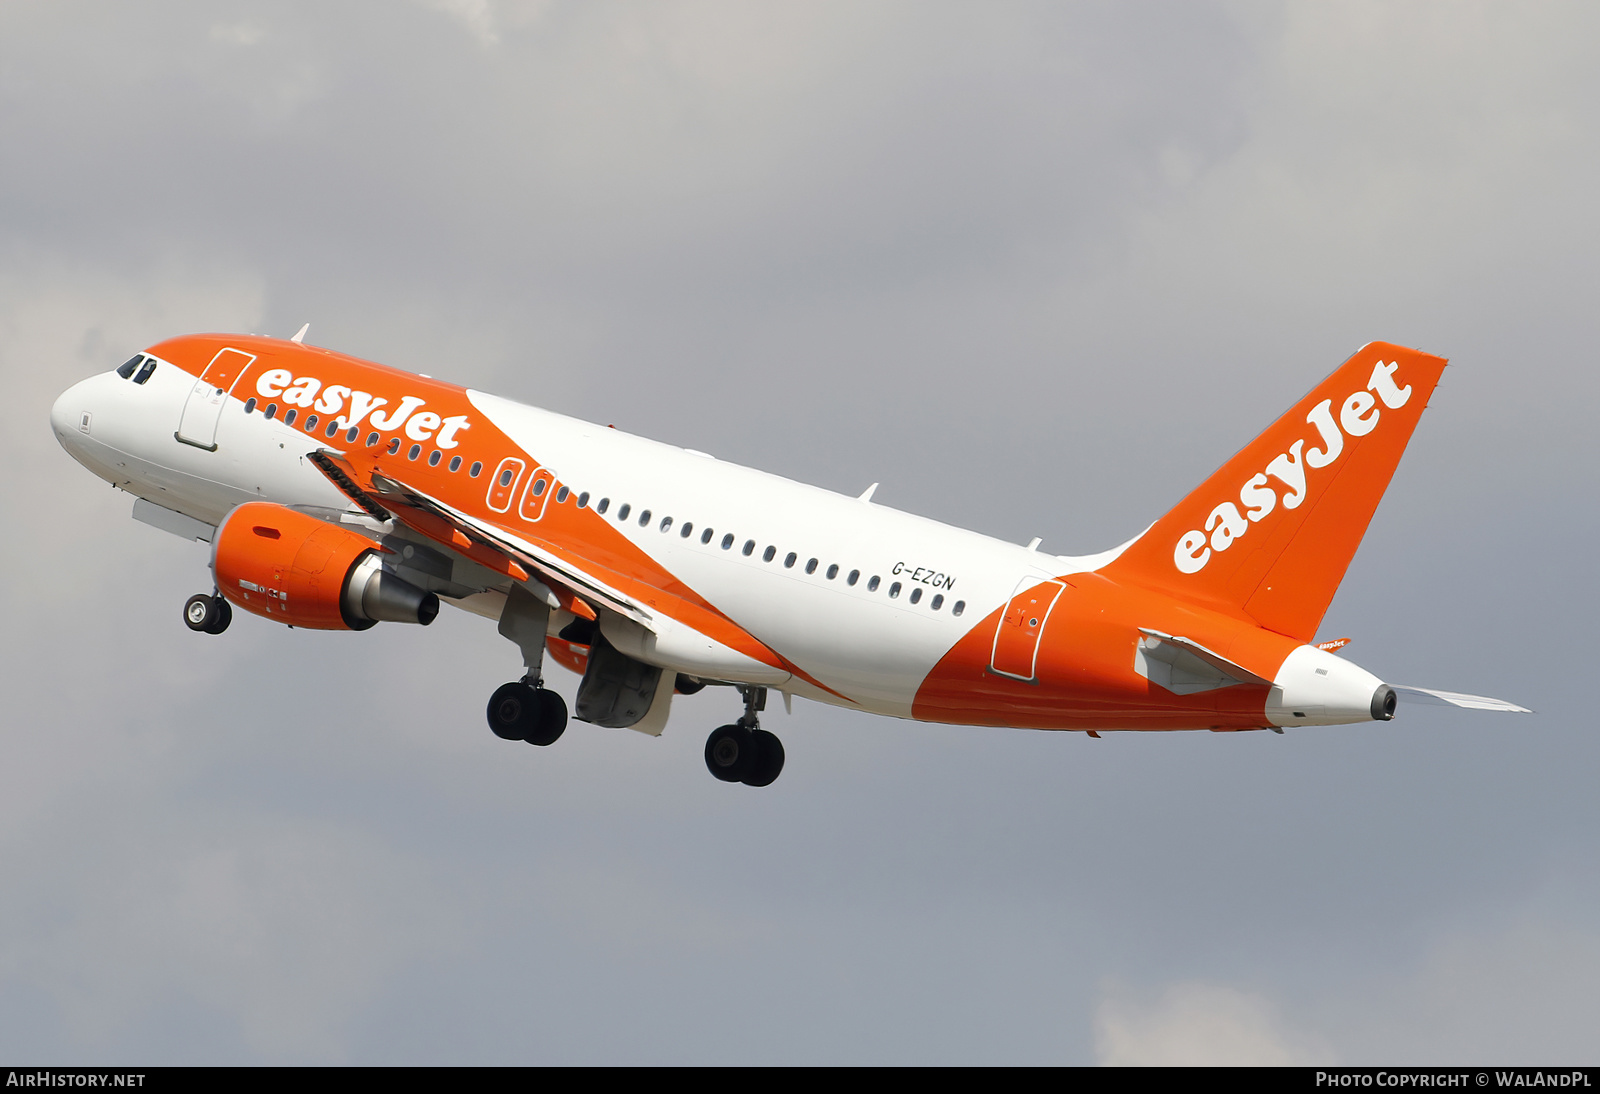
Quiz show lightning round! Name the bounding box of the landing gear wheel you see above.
[526,688,567,747]
[184,594,220,633]
[203,598,232,635]
[487,682,568,746]
[743,729,785,787]
[705,723,757,782]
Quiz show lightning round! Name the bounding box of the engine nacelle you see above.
[212,502,439,630]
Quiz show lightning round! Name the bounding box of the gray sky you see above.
[2,0,1595,1064]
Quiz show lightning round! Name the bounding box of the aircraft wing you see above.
[1392,685,1532,713]
[308,449,654,627]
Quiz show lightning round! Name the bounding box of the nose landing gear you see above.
[183,592,231,634]
[705,686,785,787]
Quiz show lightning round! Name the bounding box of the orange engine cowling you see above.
[212,502,439,630]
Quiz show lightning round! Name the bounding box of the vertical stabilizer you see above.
[1100,342,1448,641]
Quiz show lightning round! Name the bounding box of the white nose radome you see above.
[51,377,94,449]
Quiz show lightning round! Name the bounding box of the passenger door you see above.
[176,348,256,450]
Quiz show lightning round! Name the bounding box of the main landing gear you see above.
[487,680,568,747]
[705,685,785,787]
[183,592,231,634]
[486,583,567,747]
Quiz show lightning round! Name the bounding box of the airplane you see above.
[50,331,1529,786]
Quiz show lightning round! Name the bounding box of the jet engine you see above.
[212,502,438,630]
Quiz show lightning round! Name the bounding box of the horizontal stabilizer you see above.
[1134,627,1273,695]
[1393,685,1532,713]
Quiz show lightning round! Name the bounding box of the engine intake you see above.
[212,502,438,630]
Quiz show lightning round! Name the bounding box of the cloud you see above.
[1328,913,1600,1064]
[1095,981,1332,1066]
[415,0,501,46]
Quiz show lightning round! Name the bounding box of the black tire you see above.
[203,598,232,635]
[184,594,217,632]
[487,681,536,741]
[743,729,785,787]
[525,689,568,747]
[704,723,757,782]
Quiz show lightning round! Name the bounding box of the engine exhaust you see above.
[343,552,439,627]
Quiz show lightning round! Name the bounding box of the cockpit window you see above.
[132,359,157,385]
[116,355,142,379]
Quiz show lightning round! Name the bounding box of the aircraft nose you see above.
[51,376,102,455]
[52,380,87,441]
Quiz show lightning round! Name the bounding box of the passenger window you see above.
[346,427,359,443]
[133,360,156,384]
[720,533,732,549]
[408,444,422,460]
[304,414,318,431]
[660,516,672,533]
[931,594,944,611]
[638,509,651,527]
[265,403,278,420]
[284,409,297,426]
[244,397,257,413]
[909,587,922,604]
[117,356,142,379]
[577,492,589,508]
[326,422,341,439]
[449,455,462,472]
[597,498,610,514]
[805,558,818,574]
[868,576,881,592]
[763,546,776,562]
[428,450,442,466]
[470,462,483,477]
[367,432,380,447]
[701,527,714,544]
[680,522,693,538]
[387,438,401,454]
[826,563,838,579]
[784,552,797,568]
[889,582,901,598]
[952,601,965,617]
[848,570,860,586]
[531,478,547,497]
[742,540,755,556]
[556,486,569,503]
[618,503,631,521]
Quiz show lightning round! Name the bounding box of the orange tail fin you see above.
[1101,342,1448,642]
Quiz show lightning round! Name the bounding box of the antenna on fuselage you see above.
[857,482,878,504]
[290,323,310,343]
